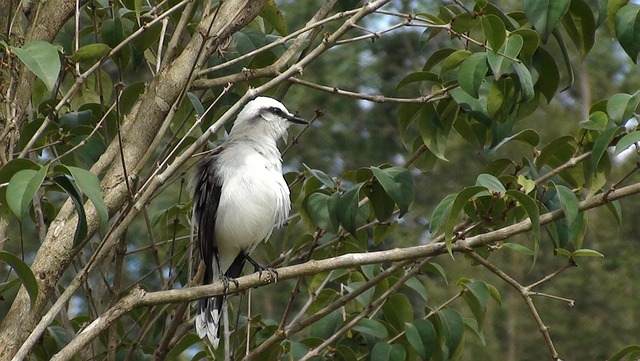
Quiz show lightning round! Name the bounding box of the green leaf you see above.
[61,166,109,228]
[260,0,288,35]
[579,111,608,130]
[337,183,365,236]
[481,14,506,53]
[458,53,488,98]
[395,71,441,92]
[186,92,204,117]
[609,345,640,361]
[606,199,623,226]
[607,91,640,124]
[370,167,414,216]
[167,334,200,359]
[502,242,534,256]
[440,50,471,75]
[68,43,112,63]
[554,184,579,227]
[451,12,480,33]
[562,0,596,58]
[445,186,490,252]
[353,318,388,339]
[614,130,640,155]
[418,104,450,161]
[615,4,640,63]
[430,193,457,234]
[307,192,336,232]
[51,175,88,246]
[489,129,540,155]
[414,319,437,360]
[405,323,426,359]
[463,281,490,329]
[506,189,540,250]
[524,0,572,42]
[382,294,414,331]
[591,126,623,171]
[0,251,38,309]
[7,165,49,220]
[487,34,523,78]
[512,62,535,102]
[371,343,405,361]
[533,47,560,102]
[450,87,492,125]
[476,173,506,195]
[304,164,335,188]
[10,41,60,91]
[607,0,630,36]
[423,48,457,71]
[435,308,464,355]
[511,29,541,65]
[572,248,605,257]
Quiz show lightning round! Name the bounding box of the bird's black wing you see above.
[191,148,223,284]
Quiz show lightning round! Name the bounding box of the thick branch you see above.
[50,179,640,359]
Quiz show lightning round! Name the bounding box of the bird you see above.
[190,96,308,348]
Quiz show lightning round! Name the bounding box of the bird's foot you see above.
[220,275,240,296]
[244,253,279,283]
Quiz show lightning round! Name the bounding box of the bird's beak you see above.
[287,114,309,125]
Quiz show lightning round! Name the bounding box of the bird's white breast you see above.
[213,140,290,273]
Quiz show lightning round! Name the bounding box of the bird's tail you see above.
[196,296,223,348]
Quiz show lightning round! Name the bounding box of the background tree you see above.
[1,0,639,360]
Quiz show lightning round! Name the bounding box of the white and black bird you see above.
[191,96,308,347]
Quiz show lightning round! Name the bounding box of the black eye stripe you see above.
[266,107,286,117]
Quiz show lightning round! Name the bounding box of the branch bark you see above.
[0,1,267,359]
[49,179,640,360]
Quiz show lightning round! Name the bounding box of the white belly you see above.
[214,161,290,274]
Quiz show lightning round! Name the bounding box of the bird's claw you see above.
[256,266,278,283]
[220,275,239,296]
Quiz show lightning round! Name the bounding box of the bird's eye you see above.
[268,107,286,117]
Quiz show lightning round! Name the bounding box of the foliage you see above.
[0,0,639,360]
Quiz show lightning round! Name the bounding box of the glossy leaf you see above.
[607,91,640,125]
[68,43,112,63]
[260,0,288,35]
[440,50,471,75]
[609,345,640,361]
[450,87,492,125]
[562,0,596,58]
[591,126,623,171]
[0,251,38,309]
[463,281,490,329]
[489,129,540,155]
[533,47,560,102]
[579,111,608,130]
[430,193,456,234]
[414,319,438,360]
[554,184,580,227]
[607,0,630,36]
[435,308,465,355]
[512,62,535,102]
[10,41,60,91]
[353,318,388,339]
[51,175,88,246]
[506,189,540,249]
[371,166,414,216]
[395,71,441,92]
[65,166,108,228]
[511,29,541,65]
[445,186,490,252]
[382,294,413,331]
[405,322,426,359]
[371,343,405,361]
[524,0,571,42]
[187,92,205,117]
[476,173,506,195]
[481,14,506,53]
[615,4,640,63]
[572,248,605,257]
[614,130,640,155]
[501,242,534,256]
[458,53,488,98]
[423,48,456,71]
[337,182,365,236]
[7,165,49,220]
[487,34,522,78]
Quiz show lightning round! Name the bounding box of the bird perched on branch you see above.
[191,96,308,348]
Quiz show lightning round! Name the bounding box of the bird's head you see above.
[230,97,308,141]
